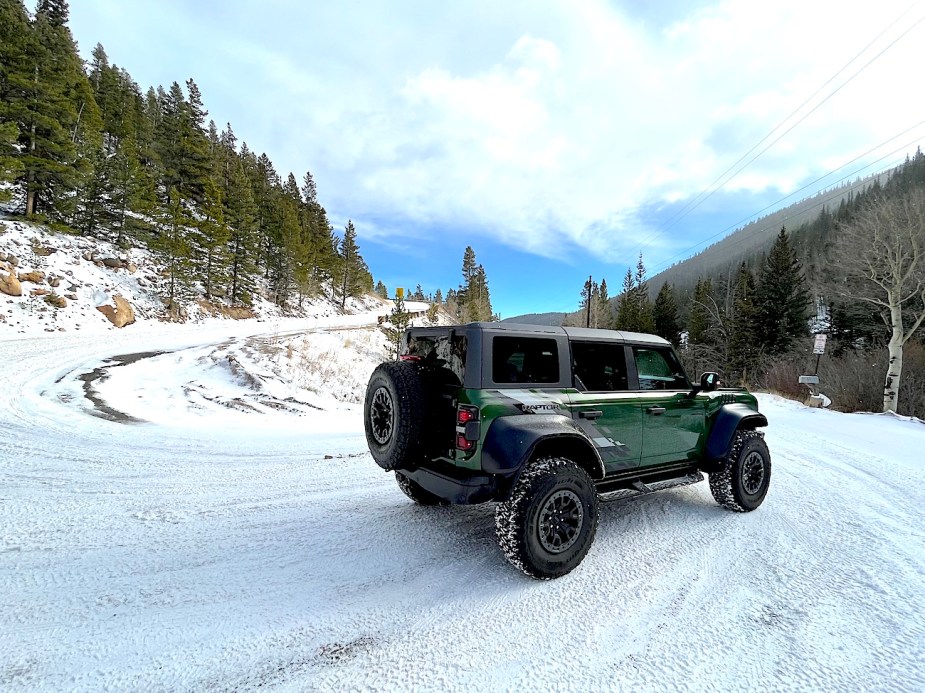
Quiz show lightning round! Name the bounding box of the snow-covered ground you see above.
[2,309,924,692]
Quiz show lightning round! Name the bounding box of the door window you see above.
[633,347,689,390]
[571,342,629,391]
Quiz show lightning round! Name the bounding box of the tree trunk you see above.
[883,303,904,413]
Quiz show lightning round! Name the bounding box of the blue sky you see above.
[65,0,925,318]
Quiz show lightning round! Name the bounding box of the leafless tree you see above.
[835,189,925,412]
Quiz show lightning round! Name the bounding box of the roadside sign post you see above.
[812,333,827,375]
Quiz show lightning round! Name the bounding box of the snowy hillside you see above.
[0,219,423,337]
[1,298,924,690]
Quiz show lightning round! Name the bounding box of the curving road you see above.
[1,323,924,691]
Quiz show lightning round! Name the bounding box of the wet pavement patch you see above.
[78,351,168,423]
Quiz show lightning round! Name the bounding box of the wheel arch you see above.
[482,414,605,500]
[704,403,768,467]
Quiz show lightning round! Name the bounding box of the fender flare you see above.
[481,414,605,495]
[705,403,768,465]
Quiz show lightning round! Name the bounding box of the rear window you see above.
[493,337,559,384]
[405,333,467,385]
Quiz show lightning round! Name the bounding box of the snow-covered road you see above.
[2,320,924,691]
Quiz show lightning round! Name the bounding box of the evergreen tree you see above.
[597,278,611,329]
[382,290,411,358]
[190,175,229,299]
[434,288,443,304]
[726,264,760,382]
[338,220,365,309]
[5,0,101,219]
[615,257,655,333]
[754,227,810,355]
[374,280,388,299]
[687,278,716,345]
[653,281,680,345]
[153,187,193,318]
[225,158,258,305]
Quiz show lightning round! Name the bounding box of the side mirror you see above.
[700,372,719,392]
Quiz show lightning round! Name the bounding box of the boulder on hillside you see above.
[17,270,45,284]
[102,257,122,268]
[96,294,136,328]
[0,272,21,297]
[30,288,50,297]
[45,294,66,308]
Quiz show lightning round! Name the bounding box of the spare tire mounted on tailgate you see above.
[364,361,427,471]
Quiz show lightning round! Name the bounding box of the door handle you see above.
[646,406,667,416]
[579,410,603,420]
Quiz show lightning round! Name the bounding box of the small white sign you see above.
[813,333,827,355]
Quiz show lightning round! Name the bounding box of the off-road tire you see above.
[495,457,599,579]
[395,472,448,506]
[364,361,426,471]
[709,429,771,512]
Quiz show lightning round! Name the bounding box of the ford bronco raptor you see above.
[364,323,770,579]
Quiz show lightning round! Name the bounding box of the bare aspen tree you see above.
[836,189,925,412]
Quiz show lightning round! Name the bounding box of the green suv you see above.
[364,323,770,579]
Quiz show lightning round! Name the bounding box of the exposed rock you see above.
[48,276,61,287]
[7,255,18,268]
[65,293,78,301]
[126,263,137,274]
[0,272,22,297]
[96,294,136,328]
[30,288,50,297]
[32,244,55,256]
[18,271,45,284]
[102,257,122,269]
[93,259,104,267]
[82,251,93,261]
[45,294,66,308]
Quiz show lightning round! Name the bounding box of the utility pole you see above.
[585,275,592,328]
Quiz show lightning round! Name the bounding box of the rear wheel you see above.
[395,472,448,506]
[709,429,771,512]
[495,457,599,579]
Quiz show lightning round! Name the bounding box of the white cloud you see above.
[71,0,925,264]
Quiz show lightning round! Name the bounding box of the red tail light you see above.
[456,405,480,452]
[457,405,478,425]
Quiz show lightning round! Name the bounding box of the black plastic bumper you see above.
[403,465,499,505]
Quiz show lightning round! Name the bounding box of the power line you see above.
[639,5,923,252]
[648,124,925,273]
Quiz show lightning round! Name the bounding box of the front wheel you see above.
[495,457,599,579]
[709,429,771,512]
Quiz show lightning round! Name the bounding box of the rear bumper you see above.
[403,465,499,504]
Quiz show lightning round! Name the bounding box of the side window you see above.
[493,337,559,384]
[571,342,629,391]
[633,347,689,390]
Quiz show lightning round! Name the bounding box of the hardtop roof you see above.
[408,322,670,347]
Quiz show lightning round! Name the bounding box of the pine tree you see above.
[338,220,364,309]
[687,278,716,345]
[374,280,388,299]
[726,264,760,382]
[615,257,655,333]
[434,288,443,304]
[754,227,810,355]
[653,281,680,345]
[597,278,611,329]
[7,0,101,219]
[153,187,193,317]
[224,158,258,305]
[191,175,229,299]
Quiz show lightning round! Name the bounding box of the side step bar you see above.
[599,472,704,503]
